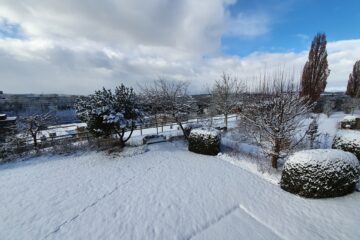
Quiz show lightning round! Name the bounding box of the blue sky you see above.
[0,0,360,94]
[222,0,360,56]
[0,18,24,40]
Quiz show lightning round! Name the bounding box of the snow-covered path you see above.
[1,142,359,240]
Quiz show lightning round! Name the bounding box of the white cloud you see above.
[296,33,309,40]
[0,1,358,95]
[226,12,270,37]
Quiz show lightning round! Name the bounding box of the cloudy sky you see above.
[0,0,360,95]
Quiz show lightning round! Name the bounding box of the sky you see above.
[0,0,359,95]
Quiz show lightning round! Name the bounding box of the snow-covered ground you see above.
[1,142,359,240]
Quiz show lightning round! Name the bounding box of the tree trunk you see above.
[122,127,135,145]
[178,121,188,140]
[224,114,228,128]
[271,140,281,169]
[271,154,278,169]
[32,134,37,147]
[155,115,159,135]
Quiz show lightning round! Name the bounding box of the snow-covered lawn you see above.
[1,142,359,240]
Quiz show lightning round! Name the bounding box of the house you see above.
[0,92,17,143]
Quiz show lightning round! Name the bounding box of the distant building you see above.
[0,92,17,143]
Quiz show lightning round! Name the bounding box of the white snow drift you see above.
[1,143,360,240]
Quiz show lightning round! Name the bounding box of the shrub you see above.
[0,146,7,160]
[188,128,220,156]
[184,123,203,138]
[340,115,360,129]
[332,130,360,160]
[280,149,360,198]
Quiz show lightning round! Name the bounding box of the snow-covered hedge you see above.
[188,128,221,156]
[184,123,203,137]
[280,149,360,198]
[333,130,360,160]
[340,115,360,129]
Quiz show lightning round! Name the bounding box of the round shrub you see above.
[280,149,360,198]
[188,128,220,156]
[340,115,359,129]
[332,130,360,160]
[184,123,203,138]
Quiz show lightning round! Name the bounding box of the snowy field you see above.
[1,141,359,240]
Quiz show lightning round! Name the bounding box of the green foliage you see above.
[333,135,360,160]
[188,129,220,156]
[75,84,143,144]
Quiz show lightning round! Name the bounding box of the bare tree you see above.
[307,116,320,149]
[211,73,244,128]
[142,79,197,139]
[300,33,330,102]
[341,97,359,115]
[21,113,54,147]
[322,100,334,118]
[140,84,162,134]
[346,60,360,98]
[240,72,314,169]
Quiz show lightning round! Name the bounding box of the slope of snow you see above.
[1,142,360,240]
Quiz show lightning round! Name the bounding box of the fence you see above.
[137,114,238,135]
[1,114,239,160]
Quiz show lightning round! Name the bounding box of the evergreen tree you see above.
[75,84,143,147]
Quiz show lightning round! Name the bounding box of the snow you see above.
[217,152,281,185]
[190,127,220,138]
[317,112,346,146]
[221,137,261,156]
[342,115,359,122]
[334,129,360,145]
[285,149,359,169]
[1,142,360,240]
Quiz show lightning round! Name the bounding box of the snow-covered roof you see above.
[285,149,359,170]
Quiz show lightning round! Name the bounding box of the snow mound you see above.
[333,130,360,160]
[189,128,221,156]
[280,149,360,198]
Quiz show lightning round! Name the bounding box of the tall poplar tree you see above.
[346,60,360,98]
[300,33,330,102]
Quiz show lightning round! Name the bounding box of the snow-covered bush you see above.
[340,115,360,129]
[333,130,360,160]
[280,149,360,198]
[184,123,203,137]
[188,128,220,156]
[75,85,143,147]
